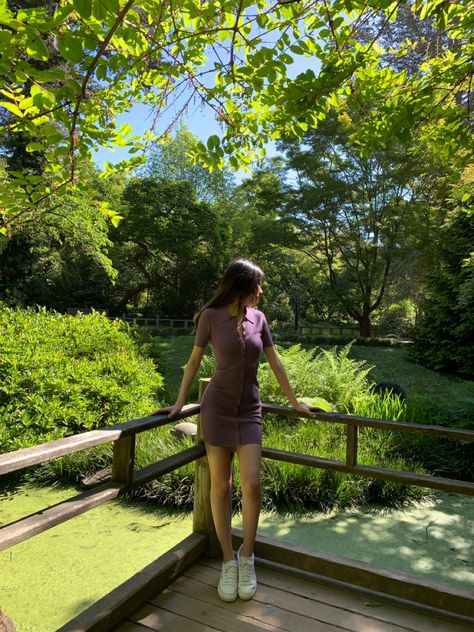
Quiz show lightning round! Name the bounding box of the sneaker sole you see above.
[238,587,257,600]
[218,590,238,602]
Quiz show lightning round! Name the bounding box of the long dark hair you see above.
[194,259,264,327]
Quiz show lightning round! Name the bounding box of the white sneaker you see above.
[237,544,257,600]
[217,559,238,602]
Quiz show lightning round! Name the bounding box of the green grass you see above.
[153,336,196,403]
[348,346,474,429]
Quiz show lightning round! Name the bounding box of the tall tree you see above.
[280,109,444,336]
[114,176,230,316]
[0,158,123,307]
[143,124,235,204]
[233,160,323,326]
[412,167,474,377]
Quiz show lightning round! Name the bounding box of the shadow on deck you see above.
[60,531,474,632]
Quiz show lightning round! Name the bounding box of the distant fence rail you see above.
[116,316,362,336]
[119,316,194,328]
[283,323,361,336]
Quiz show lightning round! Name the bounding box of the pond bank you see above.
[1,483,472,631]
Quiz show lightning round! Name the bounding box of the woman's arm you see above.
[263,346,315,417]
[167,345,206,418]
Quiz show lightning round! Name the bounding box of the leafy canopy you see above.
[0,0,472,234]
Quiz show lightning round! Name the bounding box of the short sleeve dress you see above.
[194,306,274,447]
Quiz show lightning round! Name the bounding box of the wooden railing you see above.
[1,379,474,628]
[119,316,194,329]
[0,404,204,553]
[261,403,474,496]
[2,381,473,557]
[283,323,361,336]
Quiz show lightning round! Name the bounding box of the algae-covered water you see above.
[1,482,473,632]
[0,482,193,631]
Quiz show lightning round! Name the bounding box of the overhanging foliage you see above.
[0,0,472,234]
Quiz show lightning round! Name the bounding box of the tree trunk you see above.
[359,308,371,337]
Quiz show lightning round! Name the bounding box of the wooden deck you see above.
[113,558,473,632]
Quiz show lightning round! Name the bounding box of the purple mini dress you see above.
[195,306,274,447]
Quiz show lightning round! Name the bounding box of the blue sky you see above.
[92,53,321,173]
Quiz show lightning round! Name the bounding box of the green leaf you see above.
[26,142,43,152]
[58,35,84,63]
[96,63,108,80]
[73,0,92,19]
[207,135,220,151]
[101,0,120,13]
[0,101,23,117]
[26,30,50,61]
[119,123,132,136]
[0,0,13,22]
[110,213,123,227]
[93,0,118,19]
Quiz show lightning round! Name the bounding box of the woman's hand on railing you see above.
[149,404,182,419]
[292,401,317,418]
[166,402,184,419]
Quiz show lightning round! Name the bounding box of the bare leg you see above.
[205,443,234,562]
[236,443,261,557]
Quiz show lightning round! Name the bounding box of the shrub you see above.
[0,306,163,452]
[376,300,416,338]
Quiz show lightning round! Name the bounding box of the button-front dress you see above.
[195,306,274,447]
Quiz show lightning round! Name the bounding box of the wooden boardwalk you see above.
[114,558,473,632]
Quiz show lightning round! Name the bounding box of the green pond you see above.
[1,482,473,632]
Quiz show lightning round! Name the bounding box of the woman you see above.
[167,259,314,602]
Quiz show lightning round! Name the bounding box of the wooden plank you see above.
[351,464,474,495]
[261,448,474,495]
[58,533,207,632]
[0,404,200,476]
[112,623,151,632]
[261,403,474,442]
[171,570,411,632]
[0,430,122,476]
[230,529,474,622]
[131,445,205,488]
[112,404,200,437]
[0,482,124,553]
[195,560,471,632]
[112,436,136,484]
[346,424,358,467]
[127,602,218,632]
[142,588,293,632]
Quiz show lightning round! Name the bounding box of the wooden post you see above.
[112,436,135,484]
[193,378,220,556]
[346,425,358,467]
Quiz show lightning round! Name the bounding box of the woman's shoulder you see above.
[199,307,222,320]
[249,307,268,323]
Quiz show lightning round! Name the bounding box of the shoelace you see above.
[239,558,255,583]
[221,563,238,585]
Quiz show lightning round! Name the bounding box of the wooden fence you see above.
[116,316,362,337]
[1,379,473,628]
[119,316,194,328]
